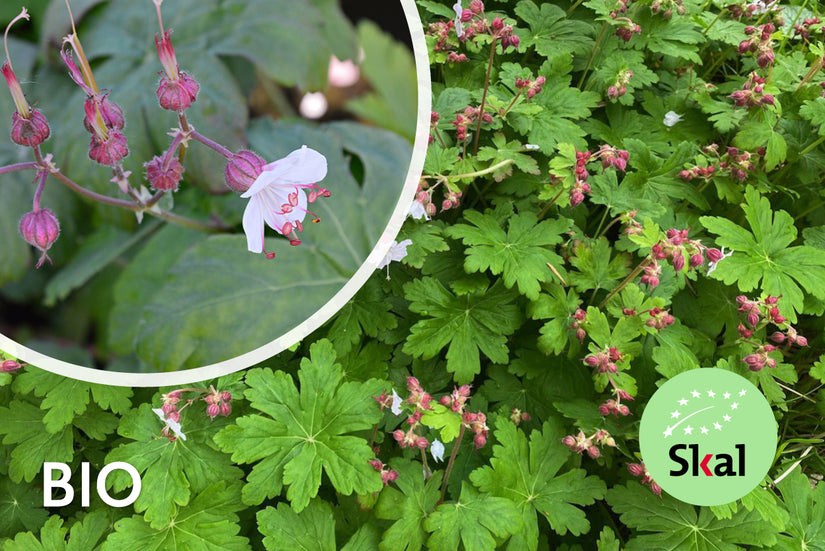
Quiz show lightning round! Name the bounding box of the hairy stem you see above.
[598,255,653,308]
[191,129,233,159]
[472,37,498,155]
[438,424,466,504]
[0,161,38,175]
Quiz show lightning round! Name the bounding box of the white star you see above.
[723,414,731,422]
[684,425,693,435]
[671,410,681,419]
[678,398,688,406]
[664,426,673,437]
[700,426,709,435]
[707,390,715,398]
[723,392,730,399]
[739,389,747,397]
[731,402,739,410]
[691,390,701,398]
[714,422,723,430]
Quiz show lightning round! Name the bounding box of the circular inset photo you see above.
[0,0,429,382]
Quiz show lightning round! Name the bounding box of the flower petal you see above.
[242,198,265,253]
[276,146,328,186]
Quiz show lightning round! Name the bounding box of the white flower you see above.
[663,111,683,127]
[391,389,403,416]
[524,143,540,151]
[431,439,445,463]
[749,0,777,14]
[453,2,465,38]
[707,247,734,275]
[377,239,412,270]
[152,408,186,441]
[241,146,328,254]
[408,200,430,221]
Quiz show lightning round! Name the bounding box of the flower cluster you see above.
[509,408,531,425]
[736,295,807,371]
[793,17,821,43]
[462,411,489,449]
[651,0,686,18]
[451,105,492,142]
[628,462,662,496]
[607,69,634,99]
[413,177,462,218]
[646,307,675,330]
[567,144,630,207]
[159,385,233,429]
[679,144,761,183]
[738,23,776,68]
[392,377,433,449]
[643,228,723,287]
[368,459,399,486]
[514,75,546,99]
[584,346,624,374]
[730,72,774,108]
[569,307,587,342]
[563,429,617,458]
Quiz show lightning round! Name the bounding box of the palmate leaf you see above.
[375,460,443,551]
[446,209,571,300]
[402,278,523,383]
[700,187,825,319]
[515,1,595,56]
[0,401,73,483]
[5,512,109,551]
[100,482,249,551]
[470,419,606,551]
[214,340,384,510]
[0,479,49,540]
[103,403,243,529]
[423,483,522,551]
[529,283,580,355]
[258,498,379,551]
[774,472,825,550]
[607,482,778,550]
[11,369,132,433]
[328,279,398,355]
[477,134,541,181]
[568,237,631,294]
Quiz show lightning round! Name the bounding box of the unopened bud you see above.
[145,155,185,191]
[224,150,265,192]
[19,208,60,268]
[156,72,200,112]
[1,359,22,372]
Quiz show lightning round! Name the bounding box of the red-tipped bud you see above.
[10,110,50,147]
[206,403,220,419]
[220,402,232,417]
[470,0,484,13]
[672,252,685,272]
[221,391,232,402]
[145,155,185,192]
[628,463,645,477]
[473,433,487,449]
[19,208,60,268]
[224,150,265,192]
[689,253,704,269]
[460,9,474,22]
[705,248,724,263]
[586,445,601,458]
[769,331,786,343]
[157,72,200,112]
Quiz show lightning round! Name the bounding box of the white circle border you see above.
[0,0,431,387]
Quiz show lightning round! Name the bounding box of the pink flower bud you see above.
[769,331,786,343]
[221,391,232,402]
[586,445,601,458]
[83,95,124,132]
[491,17,504,31]
[162,403,177,416]
[220,402,232,417]
[167,410,181,423]
[470,0,484,13]
[649,481,662,496]
[705,248,724,263]
[562,435,576,447]
[460,9,473,22]
[392,430,405,442]
[473,433,487,449]
[88,131,129,166]
[795,335,808,347]
[1,359,22,372]
[689,253,704,268]
[672,252,685,272]
[368,459,383,471]
[157,72,200,112]
[224,150,265,192]
[19,208,60,268]
[415,436,429,449]
[10,110,50,147]
[145,155,185,191]
[206,403,220,418]
[628,463,645,477]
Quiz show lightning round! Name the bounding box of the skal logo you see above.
[640,368,776,505]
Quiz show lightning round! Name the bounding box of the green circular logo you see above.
[640,368,777,506]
